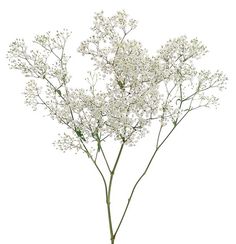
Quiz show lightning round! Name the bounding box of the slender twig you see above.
[156,124,163,148]
[80,139,108,198]
[114,110,190,237]
[100,145,112,173]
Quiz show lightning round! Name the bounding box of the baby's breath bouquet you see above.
[7,10,227,244]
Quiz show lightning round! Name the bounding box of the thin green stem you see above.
[80,140,108,200]
[156,124,163,148]
[106,143,125,243]
[114,111,190,238]
[100,145,112,173]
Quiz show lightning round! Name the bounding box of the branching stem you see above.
[113,110,190,238]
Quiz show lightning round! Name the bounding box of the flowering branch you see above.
[7,10,227,244]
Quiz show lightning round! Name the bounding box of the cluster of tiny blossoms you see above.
[7,10,227,154]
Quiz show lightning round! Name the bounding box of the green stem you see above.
[106,143,125,243]
[114,111,190,238]
[101,145,112,173]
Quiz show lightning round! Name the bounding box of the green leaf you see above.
[56,89,62,96]
[75,128,86,141]
[117,80,124,89]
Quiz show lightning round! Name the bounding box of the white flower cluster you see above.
[155,36,207,82]
[53,133,82,153]
[151,36,227,125]
[7,11,227,153]
[24,80,40,111]
[7,29,71,80]
[78,10,138,74]
[7,29,74,123]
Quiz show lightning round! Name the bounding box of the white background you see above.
[0,0,236,244]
